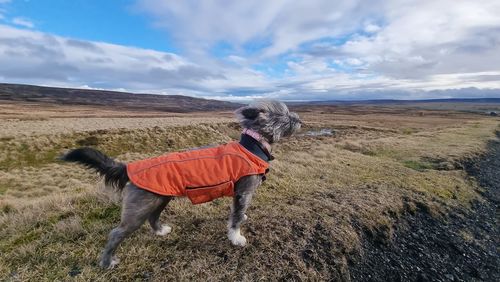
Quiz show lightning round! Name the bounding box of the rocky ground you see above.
[350,133,500,281]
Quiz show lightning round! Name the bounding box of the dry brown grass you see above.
[0,104,498,280]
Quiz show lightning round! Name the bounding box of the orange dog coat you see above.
[127,142,269,204]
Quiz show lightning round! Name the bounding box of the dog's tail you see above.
[61,147,129,189]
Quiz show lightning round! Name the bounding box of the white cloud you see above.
[136,0,379,57]
[133,0,500,100]
[0,24,226,92]
[363,23,380,33]
[12,17,34,28]
[337,1,500,79]
[287,57,329,76]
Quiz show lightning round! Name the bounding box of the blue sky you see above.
[3,0,177,52]
[0,0,499,101]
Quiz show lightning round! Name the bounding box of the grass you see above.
[0,182,9,195]
[0,105,498,280]
[82,204,121,228]
[0,123,236,170]
[402,160,436,171]
[401,127,416,135]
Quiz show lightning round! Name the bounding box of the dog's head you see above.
[235,100,301,143]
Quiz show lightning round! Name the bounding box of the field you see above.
[0,100,499,281]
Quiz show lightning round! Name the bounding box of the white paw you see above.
[243,214,248,221]
[228,228,247,247]
[155,225,172,236]
[109,257,120,268]
[100,256,120,269]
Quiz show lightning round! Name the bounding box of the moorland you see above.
[0,84,499,281]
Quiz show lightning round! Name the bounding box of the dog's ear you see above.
[236,106,261,120]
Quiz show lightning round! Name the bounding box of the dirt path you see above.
[349,134,500,281]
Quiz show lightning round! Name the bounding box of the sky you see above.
[0,0,499,101]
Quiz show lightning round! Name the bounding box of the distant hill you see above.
[1,83,499,113]
[0,83,240,112]
[290,98,500,113]
[293,98,500,105]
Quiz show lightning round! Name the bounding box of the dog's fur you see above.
[62,100,301,269]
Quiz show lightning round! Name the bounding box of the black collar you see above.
[239,134,274,163]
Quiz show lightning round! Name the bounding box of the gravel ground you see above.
[349,133,500,282]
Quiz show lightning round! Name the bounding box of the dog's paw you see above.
[243,214,248,221]
[155,225,172,236]
[100,256,120,269]
[231,234,247,246]
[228,228,247,247]
[109,257,120,268]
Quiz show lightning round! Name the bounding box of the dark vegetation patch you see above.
[0,203,13,214]
[76,136,99,147]
[0,182,9,195]
[402,160,436,171]
[401,157,457,172]
[0,137,14,142]
[401,127,417,135]
[82,205,121,228]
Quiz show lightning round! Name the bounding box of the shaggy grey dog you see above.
[62,100,301,269]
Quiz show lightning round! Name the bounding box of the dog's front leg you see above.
[228,175,261,246]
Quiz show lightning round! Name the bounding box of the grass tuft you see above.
[82,205,121,227]
[403,160,436,171]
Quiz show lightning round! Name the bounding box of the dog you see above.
[62,100,301,269]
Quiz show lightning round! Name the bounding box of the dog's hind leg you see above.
[228,175,262,247]
[100,184,163,269]
[149,197,173,236]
